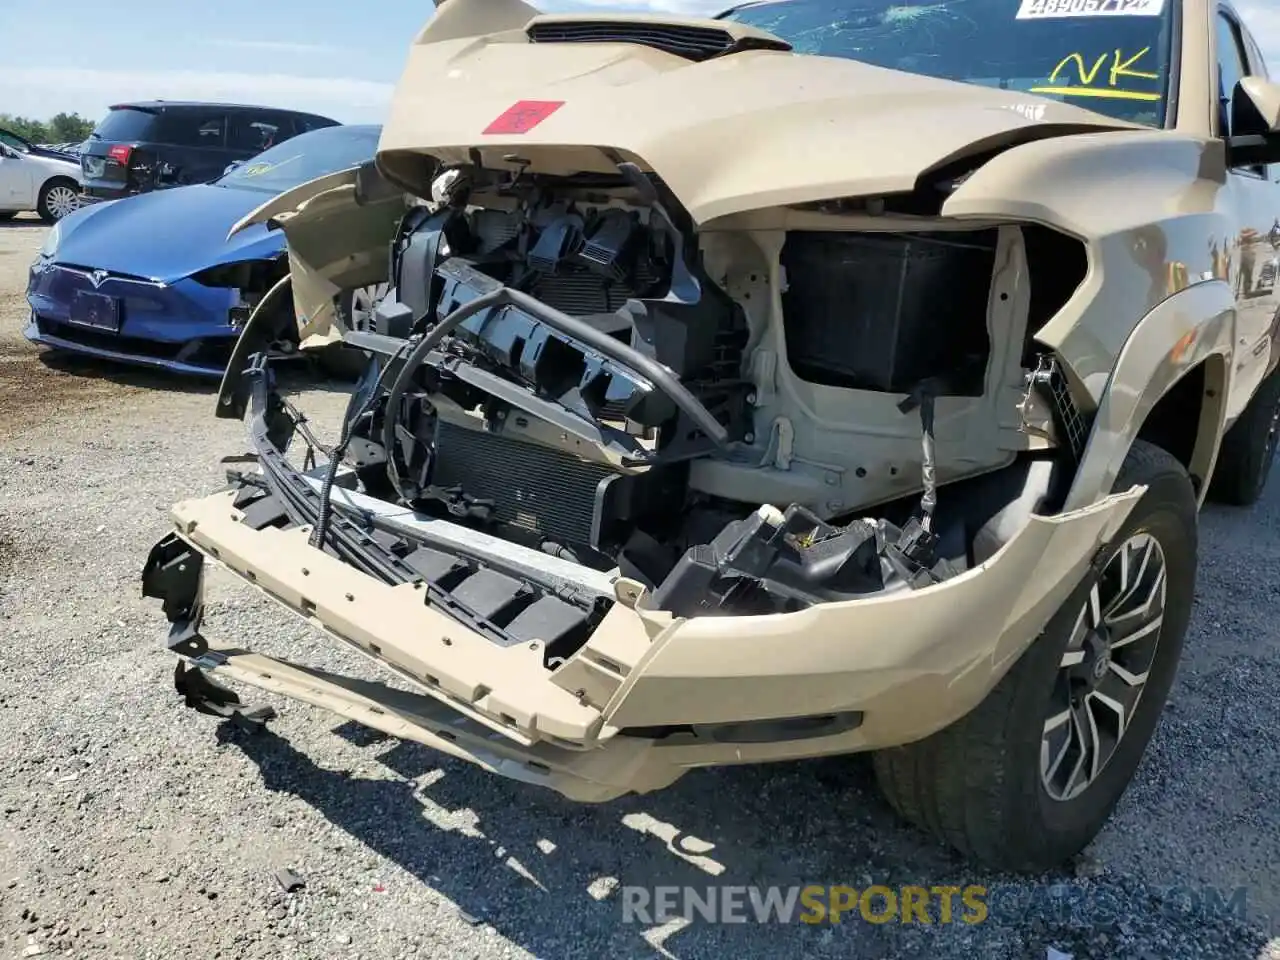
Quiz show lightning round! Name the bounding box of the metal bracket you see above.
[173,662,277,732]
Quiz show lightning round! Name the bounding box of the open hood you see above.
[374,4,1145,223]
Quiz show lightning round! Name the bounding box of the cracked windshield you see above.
[723,0,1173,126]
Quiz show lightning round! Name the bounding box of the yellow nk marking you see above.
[1109,46,1159,85]
[1032,46,1161,103]
[1049,52,1108,86]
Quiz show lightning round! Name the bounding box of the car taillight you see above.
[107,144,133,165]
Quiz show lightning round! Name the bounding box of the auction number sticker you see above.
[1017,0,1164,17]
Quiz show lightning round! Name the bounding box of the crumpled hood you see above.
[55,184,283,282]
[376,12,1145,223]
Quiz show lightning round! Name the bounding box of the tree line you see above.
[0,113,96,145]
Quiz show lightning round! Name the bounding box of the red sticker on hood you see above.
[483,100,565,135]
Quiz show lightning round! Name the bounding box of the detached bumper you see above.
[144,477,1142,802]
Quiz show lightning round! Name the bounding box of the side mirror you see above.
[1227,77,1280,166]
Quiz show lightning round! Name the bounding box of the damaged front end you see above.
[143,134,1144,800]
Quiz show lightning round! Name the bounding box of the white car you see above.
[0,131,83,223]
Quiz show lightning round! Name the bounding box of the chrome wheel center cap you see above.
[1091,655,1111,683]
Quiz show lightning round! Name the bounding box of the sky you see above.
[0,0,1276,126]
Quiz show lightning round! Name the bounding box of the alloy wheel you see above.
[44,185,80,220]
[1040,532,1168,802]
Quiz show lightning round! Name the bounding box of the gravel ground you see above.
[1,212,1279,960]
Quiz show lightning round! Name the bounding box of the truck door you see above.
[1217,7,1280,421]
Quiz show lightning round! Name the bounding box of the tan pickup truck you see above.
[144,0,1280,871]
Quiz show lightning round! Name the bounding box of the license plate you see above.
[69,291,120,332]
[82,156,106,178]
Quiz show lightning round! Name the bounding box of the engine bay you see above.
[283,161,1084,660]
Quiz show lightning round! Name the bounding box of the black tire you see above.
[36,178,80,224]
[1207,369,1280,506]
[872,440,1197,872]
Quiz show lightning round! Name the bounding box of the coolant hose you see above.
[381,287,508,502]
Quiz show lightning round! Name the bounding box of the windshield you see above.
[0,130,31,153]
[216,125,382,194]
[721,0,1175,127]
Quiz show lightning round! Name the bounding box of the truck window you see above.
[1216,11,1266,178]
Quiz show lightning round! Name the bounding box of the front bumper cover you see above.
[143,361,1144,802]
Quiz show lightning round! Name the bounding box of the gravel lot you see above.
[1,212,1279,960]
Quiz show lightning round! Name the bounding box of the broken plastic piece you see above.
[880,517,959,589]
[173,663,277,731]
[651,504,883,616]
[274,868,306,893]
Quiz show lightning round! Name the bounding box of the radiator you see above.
[433,422,616,547]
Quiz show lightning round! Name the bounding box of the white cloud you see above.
[0,66,393,125]
[208,39,342,55]
[0,0,728,123]
[1236,0,1280,68]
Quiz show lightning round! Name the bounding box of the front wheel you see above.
[37,178,80,223]
[872,441,1197,872]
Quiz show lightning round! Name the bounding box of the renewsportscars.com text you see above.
[620,883,1250,927]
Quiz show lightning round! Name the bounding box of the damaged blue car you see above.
[25,123,382,377]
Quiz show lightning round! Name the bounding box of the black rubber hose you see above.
[309,339,413,550]
[502,286,728,446]
[378,278,734,503]
[381,287,508,502]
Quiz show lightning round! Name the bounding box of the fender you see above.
[943,131,1231,405]
[1060,280,1235,513]
[229,162,407,348]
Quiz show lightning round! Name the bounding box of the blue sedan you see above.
[25,124,382,377]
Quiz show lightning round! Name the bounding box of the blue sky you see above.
[0,0,1276,125]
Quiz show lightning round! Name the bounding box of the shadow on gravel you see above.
[36,350,221,395]
[216,720,1273,960]
[33,350,357,398]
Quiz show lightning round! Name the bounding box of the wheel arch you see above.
[1133,351,1230,503]
[36,174,81,220]
[1060,280,1236,512]
[39,173,80,195]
